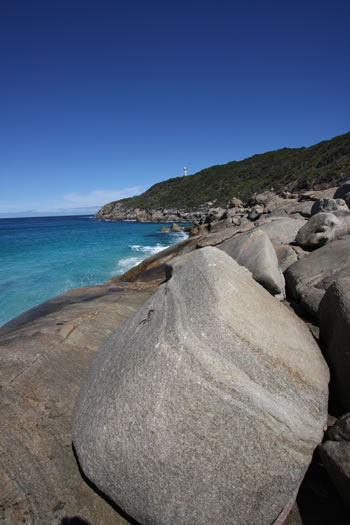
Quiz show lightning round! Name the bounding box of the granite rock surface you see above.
[73,247,329,525]
[219,228,285,298]
[0,283,155,524]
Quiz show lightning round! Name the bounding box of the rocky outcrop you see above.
[5,180,350,523]
[95,200,224,224]
[0,282,156,524]
[73,247,329,525]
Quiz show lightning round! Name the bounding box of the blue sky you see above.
[1,0,349,216]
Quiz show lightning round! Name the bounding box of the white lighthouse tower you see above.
[184,166,187,177]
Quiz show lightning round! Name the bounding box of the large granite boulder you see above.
[319,278,350,411]
[219,229,285,298]
[285,236,350,316]
[296,210,350,249]
[165,251,197,280]
[254,217,307,244]
[295,213,342,248]
[73,247,329,525]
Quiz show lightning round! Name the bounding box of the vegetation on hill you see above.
[115,132,350,210]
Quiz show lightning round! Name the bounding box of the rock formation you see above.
[4,180,350,523]
[73,247,329,525]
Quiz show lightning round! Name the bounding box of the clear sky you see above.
[1,0,349,216]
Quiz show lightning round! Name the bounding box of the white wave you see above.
[170,231,188,241]
[112,234,188,277]
[111,256,143,276]
[129,243,169,255]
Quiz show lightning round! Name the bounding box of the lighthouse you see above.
[184,166,187,177]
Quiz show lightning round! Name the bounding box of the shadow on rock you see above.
[61,518,91,525]
[72,444,141,525]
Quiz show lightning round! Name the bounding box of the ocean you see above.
[0,215,187,327]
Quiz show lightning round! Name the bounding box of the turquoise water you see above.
[0,216,187,327]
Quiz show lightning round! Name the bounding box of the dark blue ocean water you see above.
[0,216,187,327]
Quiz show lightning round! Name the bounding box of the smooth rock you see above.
[0,283,155,524]
[195,221,254,248]
[165,251,196,280]
[311,198,347,216]
[298,188,337,201]
[274,200,313,218]
[73,247,329,525]
[319,278,350,411]
[327,414,350,442]
[219,229,285,298]
[160,226,170,232]
[255,217,307,244]
[285,237,350,316]
[273,243,298,272]
[295,213,341,248]
[319,441,350,507]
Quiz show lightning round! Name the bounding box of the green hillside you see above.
[117,132,350,210]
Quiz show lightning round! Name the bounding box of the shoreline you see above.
[0,217,188,329]
[1,184,350,523]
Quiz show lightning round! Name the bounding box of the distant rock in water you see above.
[73,247,329,525]
[170,223,182,232]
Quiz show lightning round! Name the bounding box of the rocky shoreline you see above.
[2,183,350,523]
[95,199,229,223]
